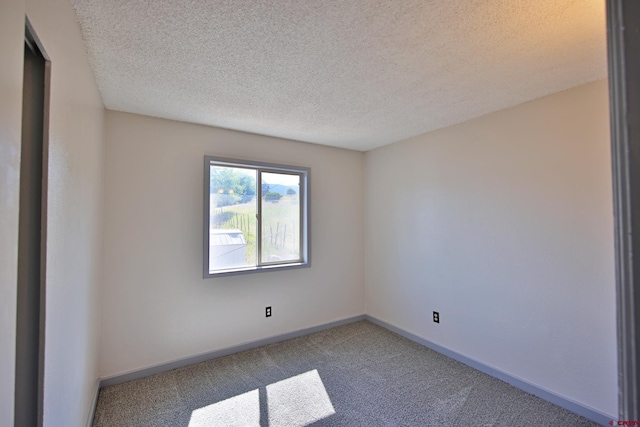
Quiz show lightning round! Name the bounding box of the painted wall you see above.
[1,0,106,425]
[0,0,26,424]
[364,80,617,417]
[101,111,365,377]
[26,1,106,425]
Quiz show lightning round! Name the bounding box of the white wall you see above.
[101,111,365,377]
[365,80,617,417]
[0,0,26,424]
[1,0,106,425]
[28,2,105,425]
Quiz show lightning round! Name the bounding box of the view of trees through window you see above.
[208,165,301,272]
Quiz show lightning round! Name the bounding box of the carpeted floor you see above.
[92,320,600,426]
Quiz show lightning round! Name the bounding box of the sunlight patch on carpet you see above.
[267,369,335,426]
[189,389,259,426]
[189,369,335,427]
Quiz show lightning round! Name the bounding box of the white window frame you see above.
[203,156,310,278]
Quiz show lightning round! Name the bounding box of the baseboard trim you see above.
[364,315,613,427]
[99,314,366,388]
[86,379,100,427]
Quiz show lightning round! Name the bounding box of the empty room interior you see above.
[0,0,622,426]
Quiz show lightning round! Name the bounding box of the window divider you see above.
[257,169,263,267]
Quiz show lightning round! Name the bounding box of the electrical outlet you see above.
[266,306,272,317]
[433,311,440,323]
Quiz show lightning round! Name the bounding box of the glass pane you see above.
[209,166,257,271]
[261,172,301,263]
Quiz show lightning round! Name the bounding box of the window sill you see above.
[204,262,310,278]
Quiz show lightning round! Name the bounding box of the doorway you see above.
[607,0,640,420]
[15,20,49,427]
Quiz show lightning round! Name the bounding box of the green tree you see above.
[210,167,256,207]
[286,188,296,195]
[264,191,282,202]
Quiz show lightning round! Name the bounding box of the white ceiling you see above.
[71,0,607,151]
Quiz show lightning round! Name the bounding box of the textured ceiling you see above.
[71,0,607,151]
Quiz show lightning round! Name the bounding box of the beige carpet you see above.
[92,320,599,426]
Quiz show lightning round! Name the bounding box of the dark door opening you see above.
[607,0,640,420]
[15,21,49,427]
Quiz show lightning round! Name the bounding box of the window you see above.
[204,156,310,277]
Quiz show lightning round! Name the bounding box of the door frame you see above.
[606,0,640,420]
[15,17,50,427]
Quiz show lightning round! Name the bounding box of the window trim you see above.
[203,156,310,278]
